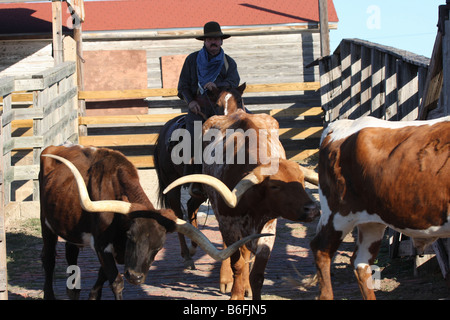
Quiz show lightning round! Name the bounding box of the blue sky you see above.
[331,0,443,58]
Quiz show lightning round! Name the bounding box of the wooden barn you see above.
[0,0,338,212]
[1,0,338,88]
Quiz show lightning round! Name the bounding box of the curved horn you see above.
[175,218,272,261]
[42,154,133,214]
[163,172,263,208]
[299,165,319,186]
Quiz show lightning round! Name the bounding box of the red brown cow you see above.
[39,143,267,299]
[310,115,450,300]
[164,110,320,299]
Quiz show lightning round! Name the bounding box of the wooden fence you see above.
[0,62,78,208]
[318,38,431,123]
[0,77,10,300]
[77,82,323,168]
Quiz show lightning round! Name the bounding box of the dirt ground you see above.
[5,169,450,300]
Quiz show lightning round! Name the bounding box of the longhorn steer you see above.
[39,144,266,299]
[164,110,320,299]
[310,116,450,300]
[154,84,247,270]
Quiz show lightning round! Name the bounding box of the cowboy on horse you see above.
[177,21,241,196]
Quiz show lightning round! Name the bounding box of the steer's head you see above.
[245,159,320,222]
[163,159,320,223]
[123,209,176,285]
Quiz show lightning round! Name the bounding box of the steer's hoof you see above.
[220,281,233,293]
[184,259,196,270]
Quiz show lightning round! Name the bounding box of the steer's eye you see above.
[269,184,281,191]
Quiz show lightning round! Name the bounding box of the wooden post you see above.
[319,0,330,57]
[68,0,87,136]
[0,112,6,300]
[0,80,11,300]
[74,26,87,136]
[52,0,63,65]
[442,2,450,118]
[418,32,443,119]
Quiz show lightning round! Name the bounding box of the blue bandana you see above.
[197,46,224,94]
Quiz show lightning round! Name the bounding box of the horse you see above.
[154,84,247,269]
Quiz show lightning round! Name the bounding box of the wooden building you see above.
[1,0,338,111]
[0,0,338,212]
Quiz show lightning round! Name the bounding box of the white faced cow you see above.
[310,115,450,300]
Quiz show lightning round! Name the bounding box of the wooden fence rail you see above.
[78,82,320,101]
[318,38,431,123]
[77,82,323,168]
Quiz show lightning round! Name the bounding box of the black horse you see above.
[154,84,246,269]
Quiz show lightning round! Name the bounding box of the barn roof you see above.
[0,0,338,35]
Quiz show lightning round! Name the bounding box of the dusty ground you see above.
[5,169,450,300]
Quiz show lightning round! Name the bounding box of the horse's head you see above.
[211,83,246,115]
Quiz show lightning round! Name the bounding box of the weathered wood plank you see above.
[278,127,323,140]
[79,126,323,148]
[418,32,443,119]
[0,77,14,97]
[348,43,362,119]
[245,82,320,93]
[79,134,158,147]
[2,108,43,126]
[370,49,385,118]
[384,54,398,120]
[13,62,76,91]
[78,82,320,101]
[360,46,372,117]
[397,61,419,121]
[79,88,178,100]
[125,149,320,169]
[79,113,185,125]
[339,41,352,119]
[79,106,323,126]
[3,136,43,156]
[341,39,430,68]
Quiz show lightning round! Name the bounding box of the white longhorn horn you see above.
[299,165,319,186]
[175,218,272,261]
[163,171,263,208]
[42,154,133,214]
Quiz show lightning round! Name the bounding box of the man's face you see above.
[204,37,223,56]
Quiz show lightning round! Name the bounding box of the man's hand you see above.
[188,100,201,115]
[203,82,218,92]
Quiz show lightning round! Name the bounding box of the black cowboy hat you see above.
[196,21,231,40]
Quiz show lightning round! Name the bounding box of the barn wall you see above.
[0,40,54,77]
[0,31,321,89]
[81,31,321,89]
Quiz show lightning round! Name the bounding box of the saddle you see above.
[165,115,186,153]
